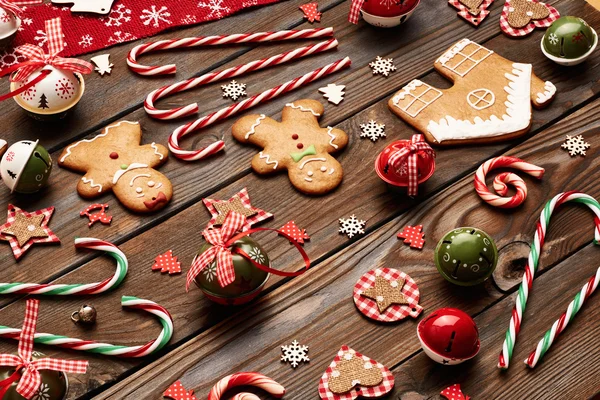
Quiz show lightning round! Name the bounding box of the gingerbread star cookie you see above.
[203,188,272,231]
[232,100,349,195]
[0,205,60,260]
[58,121,172,213]
[360,275,408,313]
[388,39,556,146]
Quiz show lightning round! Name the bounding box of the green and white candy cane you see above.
[498,191,600,369]
[0,238,127,295]
[0,296,174,357]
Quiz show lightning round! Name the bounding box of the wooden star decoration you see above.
[213,196,257,225]
[202,188,273,231]
[0,205,60,260]
[360,275,408,313]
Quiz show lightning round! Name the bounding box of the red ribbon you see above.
[186,211,311,291]
[0,0,41,19]
[0,299,88,399]
[387,134,435,196]
[0,17,93,101]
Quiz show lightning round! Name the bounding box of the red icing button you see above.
[292,134,299,140]
[297,143,303,149]
[110,152,119,159]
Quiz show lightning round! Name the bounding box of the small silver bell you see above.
[71,304,97,324]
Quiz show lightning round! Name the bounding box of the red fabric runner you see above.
[0,0,281,69]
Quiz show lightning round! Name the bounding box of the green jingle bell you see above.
[542,16,598,65]
[0,140,53,194]
[0,351,68,400]
[194,236,269,304]
[435,227,498,286]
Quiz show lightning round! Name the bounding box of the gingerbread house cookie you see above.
[388,39,556,146]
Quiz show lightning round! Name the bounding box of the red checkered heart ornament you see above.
[353,268,423,322]
[319,346,394,400]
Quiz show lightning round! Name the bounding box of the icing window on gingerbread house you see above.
[439,41,493,77]
[392,80,443,118]
[467,89,495,110]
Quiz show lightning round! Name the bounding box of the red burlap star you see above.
[163,380,197,400]
[203,188,273,232]
[279,221,310,245]
[397,225,425,249]
[0,205,60,260]
[441,383,470,400]
[299,2,321,22]
[152,250,182,275]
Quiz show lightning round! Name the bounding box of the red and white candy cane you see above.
[474,156,545,208]
[208,372,285,400]
[128,28,351,161]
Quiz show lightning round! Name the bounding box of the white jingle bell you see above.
[0,6,20,48]
[11,65,85,119]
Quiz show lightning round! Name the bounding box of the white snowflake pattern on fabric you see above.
[181,14,198,23]
[369,56,396,77]
[18,17,33,31]
[203,263,217,282]
[561,135,590,157]
[108,31,137,44]
[339,215,366,238]
[281,340,309,368]
[78,34,93,47]
[103,4,132,27]
[141,5,172,27]
[34,29,47,47]
[197,0,231,19]
[221,80,247,101]
[0,49,27,69]
[360,120,386,142]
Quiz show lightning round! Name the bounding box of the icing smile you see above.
[144,192,168,210]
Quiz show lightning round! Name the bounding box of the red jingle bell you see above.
[375,134,435,196]
[417,307,480,365]
[362,0,419,18]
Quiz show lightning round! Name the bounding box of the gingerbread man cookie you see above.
[388,39,556,146]
[232,100,348,195]
[59,121,172,213]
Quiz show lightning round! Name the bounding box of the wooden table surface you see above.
[0,0,599,398]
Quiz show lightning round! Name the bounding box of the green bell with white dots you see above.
[434,227,498,286]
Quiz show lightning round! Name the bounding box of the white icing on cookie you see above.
[245,114,266,139]
[299,157,326,169]
[130,174,151,186]
[60,121,139,163]
[427,63,532,142]
[82,177,102,192]
[305,177,313,182]
[328,168,335,175]
[326,126,339,149]
[536,81,556,105]
[392,80,443,118]
[436,39,493,77]
[285,103,321,117]
[112,163,148,185]
[150,143,164,160]
[467,89,495,110]
[258,152,278,169]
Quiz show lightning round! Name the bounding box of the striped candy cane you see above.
[128,28,350,161]
[0,296,173,357]
[474,156,545,208]
[526,265,600,368]
[0,238,127,295]
[498,191,600,369]
[208,372,285,400]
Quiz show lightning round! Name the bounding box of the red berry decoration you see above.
[417,308,480,365]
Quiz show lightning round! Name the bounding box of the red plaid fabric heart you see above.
[0,299,87,399]
[499,0,559,37]
[387,134,434,196]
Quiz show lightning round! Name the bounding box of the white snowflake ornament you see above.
[360,120,386,142]
[90,54,113,76]
[281,340,309,368]
[221,80,247,101]
[369,56,396,77]
[561,135,590,157]
[339,215,366,238]
[319,83,345,105]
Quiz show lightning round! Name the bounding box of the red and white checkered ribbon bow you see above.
[0,299,88,399]
[10,17,93,82]
[348,0,365,23]
[186,211,247,290]
[387,134,434,196]
[0,0,41,19]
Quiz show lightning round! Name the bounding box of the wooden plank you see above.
[390,243,600,400]
[0,0,346,152]
[95,96,600,399]
[0,0,587,308]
